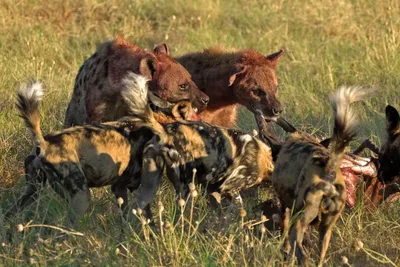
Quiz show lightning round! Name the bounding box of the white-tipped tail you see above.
[327,85,374,170]
[120,72,150,117]
[329,86,373,137]
[17,80,44,102]
[17,80,46,149]
[120,72,168,142]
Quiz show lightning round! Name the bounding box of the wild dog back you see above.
[163,121,274,195]
[134,120,274,213]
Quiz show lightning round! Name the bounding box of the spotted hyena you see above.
[7,76,198,226]
[64,36,209,127]
[176,47,284,128]
[272,86,372,266]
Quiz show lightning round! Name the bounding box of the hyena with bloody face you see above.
[176,47,291,129]
[272,86,372,266]
[64,36,209,127]
[6,77,198,226]
[118,73,274,214]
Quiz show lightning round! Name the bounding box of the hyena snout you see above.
[272,105,283,116]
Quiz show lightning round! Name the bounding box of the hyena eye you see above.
[253,89,266,97]
[179,84,189,91]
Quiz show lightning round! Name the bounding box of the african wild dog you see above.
[117,73,274,215]
[272,86,372,266]
[176,47,287,129]
[6,76,197,226]
[377,105,400,185]
[351,105,400,204]
[64,36,209,127]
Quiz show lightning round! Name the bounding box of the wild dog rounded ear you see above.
[229,65,247,87]
[139,56,158,80]
[266,49,284,68]
[153,43,170,55]
[385,105,400,134]
[320,138,331,148]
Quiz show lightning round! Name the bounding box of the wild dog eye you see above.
[253,89,266,97]
[179,84,189,91]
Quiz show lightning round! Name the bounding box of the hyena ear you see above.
[139,56,158,80]
[386,105,400,134]
[266,49,284,68]
[153,43,170,55]
[229,65,247,87]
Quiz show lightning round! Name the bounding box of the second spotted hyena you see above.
[176,47,284,128]
[64,36,209,127]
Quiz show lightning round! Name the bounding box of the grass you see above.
[1,0,400,265]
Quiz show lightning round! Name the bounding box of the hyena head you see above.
[109,37,209,111]
[229,49,284,121]
[378,105,400,183]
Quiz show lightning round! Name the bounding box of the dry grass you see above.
[1,0,400,266]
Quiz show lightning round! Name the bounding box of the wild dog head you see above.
[109,36,209,111]
[378,105,400,183]
[229,49,284,121]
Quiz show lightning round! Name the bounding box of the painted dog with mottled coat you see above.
[118,73,274,215]
[6,76,197,226]
[272,86,372,266]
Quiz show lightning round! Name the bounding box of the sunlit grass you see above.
[1,0,400,265]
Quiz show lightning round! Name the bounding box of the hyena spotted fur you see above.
[6,75,197,226]
[64,36,209,127]
[117,73,274,214]
[272,86,373,266]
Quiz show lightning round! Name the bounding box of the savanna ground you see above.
[1,0,400,266]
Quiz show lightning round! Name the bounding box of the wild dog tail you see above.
[120,72,168,143]
[327,86,372,171]
[17,80,47,149]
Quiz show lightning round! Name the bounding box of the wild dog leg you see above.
[318,212,341,267]
[353,139,380,155]
[289,211,319,266]
[46,166,91,228]
[68,187,91,228]
[135,144,165,218]
[5,155,43,219]
[289,193,326,266]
